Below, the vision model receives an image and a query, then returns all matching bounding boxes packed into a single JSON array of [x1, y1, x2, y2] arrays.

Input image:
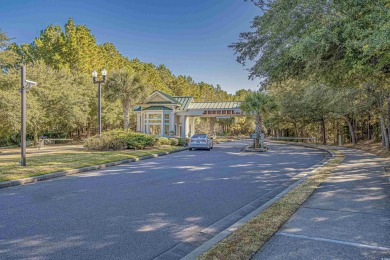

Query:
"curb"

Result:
[[0, 147, 188, 190], [182, 143, 335, 259], [241, 144, 268, 152]]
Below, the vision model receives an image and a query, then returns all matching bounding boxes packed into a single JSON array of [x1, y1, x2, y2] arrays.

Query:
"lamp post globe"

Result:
[[101, 68, 107, 81], [92, 70, 98, 82]]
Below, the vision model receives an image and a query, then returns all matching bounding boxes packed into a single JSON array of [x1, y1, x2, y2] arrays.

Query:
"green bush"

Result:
[[84, 130, 154, 151], [84, 135, 127, 151], [169, 138, 179, 146], [178, 138, 188, 146], [155, 137, 171, 146], [125, 133, 154, 149]]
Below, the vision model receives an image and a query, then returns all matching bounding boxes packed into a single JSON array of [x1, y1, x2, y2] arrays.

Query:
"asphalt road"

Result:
[[0, 141, 327, 259]]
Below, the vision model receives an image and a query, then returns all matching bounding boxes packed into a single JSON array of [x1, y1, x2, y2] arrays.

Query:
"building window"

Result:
[[144, 113, 163, 135], [149, 125, 161, 135], [147, 113, 162, 123]]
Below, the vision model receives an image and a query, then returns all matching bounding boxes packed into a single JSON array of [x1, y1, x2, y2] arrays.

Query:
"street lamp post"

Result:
[[20, 64, 37, 166], [92, 69, 107, 136], [21, 65, 26, 166]]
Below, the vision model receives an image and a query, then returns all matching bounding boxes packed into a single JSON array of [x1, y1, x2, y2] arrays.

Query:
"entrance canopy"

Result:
[[134, 90, 243, 116], [134, 91, 243, 137]]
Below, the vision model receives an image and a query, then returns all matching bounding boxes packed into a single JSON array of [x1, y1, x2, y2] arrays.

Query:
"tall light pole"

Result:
[[92, 68, 107, 136], [20, 64, 37, 166], [21, 64, 26, 166]]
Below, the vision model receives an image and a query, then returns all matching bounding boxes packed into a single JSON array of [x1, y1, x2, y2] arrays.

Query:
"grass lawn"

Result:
[[0, 146, 182, 182], [199, 149, 344, 260]]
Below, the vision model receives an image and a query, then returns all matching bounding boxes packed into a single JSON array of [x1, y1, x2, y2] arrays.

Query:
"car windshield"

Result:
[[192, 134, 207, 139]]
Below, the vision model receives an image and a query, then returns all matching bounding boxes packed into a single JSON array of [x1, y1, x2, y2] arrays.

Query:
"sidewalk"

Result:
[[253, 147, 390, 259]]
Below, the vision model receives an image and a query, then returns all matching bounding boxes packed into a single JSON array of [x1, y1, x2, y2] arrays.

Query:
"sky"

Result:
[[0, 0, 261, 94]]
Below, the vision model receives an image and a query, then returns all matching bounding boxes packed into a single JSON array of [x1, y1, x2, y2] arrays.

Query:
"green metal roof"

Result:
[[173, 96, 194, 110], [136, 91, 242, 112], [143, 106, 172, 111], [188, 101, 242, 110]]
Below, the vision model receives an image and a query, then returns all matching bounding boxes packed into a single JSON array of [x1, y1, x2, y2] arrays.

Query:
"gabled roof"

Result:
[[189, 101, 242, 110], [148, 90, 181, 104], [143, 106, 172, 111]]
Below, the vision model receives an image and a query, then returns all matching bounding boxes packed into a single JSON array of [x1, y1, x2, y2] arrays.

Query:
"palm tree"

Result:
[[241, 91, 277, 148], [105, 69, 147, 130]]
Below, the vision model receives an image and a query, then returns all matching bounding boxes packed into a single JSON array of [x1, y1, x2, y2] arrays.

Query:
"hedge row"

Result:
[[84, 130, 181, 151]]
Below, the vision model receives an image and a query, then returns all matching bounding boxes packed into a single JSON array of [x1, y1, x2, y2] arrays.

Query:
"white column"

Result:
[[181, 115, 186, 138], [161, 112, 165, 136], [169, 111, 175, 135], [191, 117, 196, 135], [136, 114, 141, 132], [140, 113, 144, 133], [144, 113, 149, 134], [185, 116, 190, 138]]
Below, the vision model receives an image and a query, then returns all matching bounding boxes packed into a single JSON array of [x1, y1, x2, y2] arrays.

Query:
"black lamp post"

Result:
[[92, 68, 107, 136]]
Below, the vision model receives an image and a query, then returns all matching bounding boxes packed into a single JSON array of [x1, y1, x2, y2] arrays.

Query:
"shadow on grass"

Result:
[[0, 146, 181, 182]]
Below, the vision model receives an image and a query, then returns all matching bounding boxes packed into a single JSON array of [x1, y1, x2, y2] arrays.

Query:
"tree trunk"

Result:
[[380, 113, 389, 150], [293, 122, 298, 137], [345, 115, 356, 145], [255, 114, 263, 148], [367, 114, 371, 140], [33, 127, 38, 146], [386, 99, 390, 147], [209, 118, 216, 136], [379, 96, 389, 149], [123, 102, 130, 130], [321, 118, 326, 144], [87, 122, 91, 137]]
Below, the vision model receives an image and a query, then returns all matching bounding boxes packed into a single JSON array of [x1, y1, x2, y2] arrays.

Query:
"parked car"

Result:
[[188, 134, 213, 151]]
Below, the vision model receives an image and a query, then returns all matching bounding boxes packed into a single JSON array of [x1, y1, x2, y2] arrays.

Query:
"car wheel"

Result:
[[189, 148, 192, 151]]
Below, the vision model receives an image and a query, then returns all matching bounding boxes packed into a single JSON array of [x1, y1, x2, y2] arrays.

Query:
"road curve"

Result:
[[0, 141, 327, 259]]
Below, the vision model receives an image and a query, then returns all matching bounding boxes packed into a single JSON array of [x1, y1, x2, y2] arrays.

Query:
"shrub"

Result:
[[155, 137, 171, 146], [125, 133, 154, 149], [178, 138, 188, 146], [83, 130, 155, 151], [169, 138, 179, 146], [84, 135, 127, 151]]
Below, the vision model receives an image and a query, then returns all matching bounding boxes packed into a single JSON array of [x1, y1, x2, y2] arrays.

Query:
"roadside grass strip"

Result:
[[199, 150, 344, 260], [0, 146, 182, 182]]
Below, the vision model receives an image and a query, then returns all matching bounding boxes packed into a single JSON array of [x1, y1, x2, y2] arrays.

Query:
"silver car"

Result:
[[188, 134, 213, 151]]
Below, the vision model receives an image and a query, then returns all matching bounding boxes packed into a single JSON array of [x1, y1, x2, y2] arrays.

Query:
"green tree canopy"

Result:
[[105, 69, 148, 129], [241, 91, 277, 146]]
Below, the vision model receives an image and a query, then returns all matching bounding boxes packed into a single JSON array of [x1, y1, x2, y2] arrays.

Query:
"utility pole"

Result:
[[21, 64, 26, 166], [20, 64, 37, 166]]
